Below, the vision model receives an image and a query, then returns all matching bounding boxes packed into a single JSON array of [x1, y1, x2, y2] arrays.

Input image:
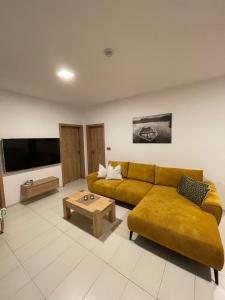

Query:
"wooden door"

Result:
[[86, 124, 105, 173], [59, 124, 85, 185], [0, 172, 5, 208]]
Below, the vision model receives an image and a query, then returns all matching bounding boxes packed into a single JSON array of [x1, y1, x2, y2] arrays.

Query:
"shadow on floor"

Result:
[[133, 235, 212, 282], [65, 211, 123, 242]]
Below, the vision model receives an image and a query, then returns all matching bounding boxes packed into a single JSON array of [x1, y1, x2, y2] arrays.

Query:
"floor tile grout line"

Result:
[[125, 243, 143, 276], [194, 275, 196, 300], [87, 233, 158, 296], [91, 250, 157, 299], [0, 258, 21, 282], [4, 184, 211, 300], [64, 228, 83, 242], [3, 216, 52, 247], [55, 220, 158, 298], [1, 183, 88, 298], [84, 244, 157, 299], [16, 230, 63, 261], [118, 247, 158, 298], [3, 235, 47, 300], [156, 260, 167, 300], [2, 224, 54, 253], [46, 251, 90, 299], [23, 237, 76, 279], [40, 247, 90, 299], [118, 278, 129, 300], [127, 278, 156, 299], [28, 206, 61, 223], [4, 204, 160, 300], [5, 192, 86, 299], [3, 213, 43, 230], [2, 218, 55, 251], [51, 213, 157, 298], [33, 204, 65, 218], [27, 195, 87, 234], [20, 198, 70, 240], [8, 203, 88, 298], [44, 230, 157, 300], [81, 263, 110, 299], [7, 227, 165, 297], [9, 280, 47, 300], [13, 227, 63, 263], [4, 186, 89, 263], [5, 206, 156, 300]]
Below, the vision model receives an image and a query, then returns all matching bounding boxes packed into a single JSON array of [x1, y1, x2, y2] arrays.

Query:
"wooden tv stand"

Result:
[[21, 176, 59, 200]]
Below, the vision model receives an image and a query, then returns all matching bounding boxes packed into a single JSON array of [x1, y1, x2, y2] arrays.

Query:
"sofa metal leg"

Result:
[[214, 269, 219, 285], [129, 231, 133, 241]]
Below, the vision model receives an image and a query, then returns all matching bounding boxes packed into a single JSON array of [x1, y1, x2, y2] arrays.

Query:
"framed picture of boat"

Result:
[[133, 113, 172, 143]]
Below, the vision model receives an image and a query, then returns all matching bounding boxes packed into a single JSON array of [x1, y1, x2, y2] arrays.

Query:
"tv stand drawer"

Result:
[[21, 177, 59, 200]]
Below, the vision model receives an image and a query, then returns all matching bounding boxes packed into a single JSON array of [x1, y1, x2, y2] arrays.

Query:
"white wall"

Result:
[[0, 90, 84, 206], [84, 77, 225, 207], [1, 77, 225, 207]]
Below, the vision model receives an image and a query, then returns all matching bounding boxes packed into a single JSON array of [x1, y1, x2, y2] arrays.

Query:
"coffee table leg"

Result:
[[108, 203, 116, 222], [93, 211, 101, 238], [63, 199, 71, 219]]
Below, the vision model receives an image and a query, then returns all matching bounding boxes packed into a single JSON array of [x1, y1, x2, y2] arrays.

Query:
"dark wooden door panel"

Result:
[[59, 124, 85, 185], [86, 124, 105, 174]]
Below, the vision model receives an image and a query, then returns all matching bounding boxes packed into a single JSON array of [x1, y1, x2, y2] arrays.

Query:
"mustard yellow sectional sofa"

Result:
[[87, 161, 224, 284]]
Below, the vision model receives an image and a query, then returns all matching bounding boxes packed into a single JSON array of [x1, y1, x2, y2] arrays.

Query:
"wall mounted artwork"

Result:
[[133, 113, 172, 143]]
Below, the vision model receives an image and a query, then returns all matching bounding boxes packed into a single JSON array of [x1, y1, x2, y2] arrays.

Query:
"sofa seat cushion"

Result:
[[93, 179, 123, 198], [128, 185, 224, 270], [114, 179, 153, 206], [127, 162, 155, 183]]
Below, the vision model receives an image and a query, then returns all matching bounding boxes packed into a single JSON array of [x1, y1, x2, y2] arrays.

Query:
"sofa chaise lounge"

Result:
[[87, 161, 224, 284]]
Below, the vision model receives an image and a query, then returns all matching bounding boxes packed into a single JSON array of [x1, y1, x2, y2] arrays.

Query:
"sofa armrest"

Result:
[[201, 181, 223, 225], [86, 172, 98, 192]]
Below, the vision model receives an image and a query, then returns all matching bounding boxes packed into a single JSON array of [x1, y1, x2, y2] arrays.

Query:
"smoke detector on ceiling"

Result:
[[104, 48, 114, 57]]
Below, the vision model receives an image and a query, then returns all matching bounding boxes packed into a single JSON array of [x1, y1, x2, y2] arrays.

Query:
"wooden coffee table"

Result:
[[63, 191, 116, 238]]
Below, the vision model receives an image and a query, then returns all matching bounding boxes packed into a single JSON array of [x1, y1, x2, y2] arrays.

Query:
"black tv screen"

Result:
[[2, 138, 60, 172]]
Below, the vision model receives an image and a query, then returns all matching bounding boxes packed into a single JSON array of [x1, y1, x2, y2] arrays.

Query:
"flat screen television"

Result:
[[2, 138, 60, 172]]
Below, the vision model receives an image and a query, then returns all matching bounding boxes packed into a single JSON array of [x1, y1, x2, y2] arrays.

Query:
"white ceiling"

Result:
[[0, 0, 225, 108]]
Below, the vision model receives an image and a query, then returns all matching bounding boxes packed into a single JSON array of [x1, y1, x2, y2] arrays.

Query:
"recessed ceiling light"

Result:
[[57, 68, 75, 81]]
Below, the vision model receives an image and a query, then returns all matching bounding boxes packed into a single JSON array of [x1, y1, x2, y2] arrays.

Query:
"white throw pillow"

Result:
[[97, 164, 107, 178], [106, 164, 123, 180]]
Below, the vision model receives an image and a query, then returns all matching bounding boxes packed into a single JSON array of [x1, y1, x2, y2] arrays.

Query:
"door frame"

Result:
[[0, 172, 5, 208], [86, 123, 105, 174], [59, 123, 85, 186]]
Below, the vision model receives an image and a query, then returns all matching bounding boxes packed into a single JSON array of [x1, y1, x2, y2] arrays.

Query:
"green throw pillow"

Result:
[[178, 175, 210, 206]]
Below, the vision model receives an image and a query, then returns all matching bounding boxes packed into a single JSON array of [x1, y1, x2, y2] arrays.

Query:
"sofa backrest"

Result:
[[107, 161, 203, 187], [127, 162, 155, 183], [154, 166, 203, 187], [108, 161, 129, 177]]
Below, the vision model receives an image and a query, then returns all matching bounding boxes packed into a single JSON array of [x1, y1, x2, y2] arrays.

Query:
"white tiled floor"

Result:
[[0, 179, 224, 300]]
